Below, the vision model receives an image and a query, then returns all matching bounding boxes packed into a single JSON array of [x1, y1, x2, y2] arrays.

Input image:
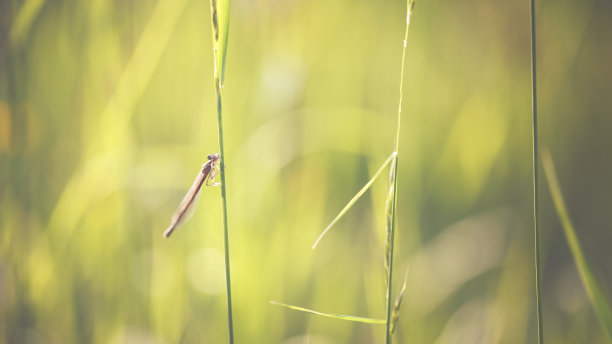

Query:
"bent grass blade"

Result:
[[163, 153, 220, 238], [270, 301, 385, 324], [312, 152, 397, 250]]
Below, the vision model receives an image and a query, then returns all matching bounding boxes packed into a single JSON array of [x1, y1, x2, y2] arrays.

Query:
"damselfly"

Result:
[[163, 153, 220, 238]]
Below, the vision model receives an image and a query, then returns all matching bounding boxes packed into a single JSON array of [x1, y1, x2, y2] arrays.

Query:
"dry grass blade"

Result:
[[541, 148, 612, 341], [270, 301, 385, 324], [312, 152, 397, 250]]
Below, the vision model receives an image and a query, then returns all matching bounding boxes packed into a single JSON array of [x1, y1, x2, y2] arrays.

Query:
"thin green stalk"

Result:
[[529, 0, 544, 342], [385, 156, 399, 344], [215, 86, 234, 344], [385, 1, 414, 342], [210, 0, 233, 341], [394, 5, 411, 154]]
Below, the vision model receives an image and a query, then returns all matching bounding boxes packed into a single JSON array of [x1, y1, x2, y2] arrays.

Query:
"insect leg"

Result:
[[206, 162, 221, 186]]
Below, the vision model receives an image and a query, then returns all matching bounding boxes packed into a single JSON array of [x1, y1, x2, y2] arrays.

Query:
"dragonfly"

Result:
[[163, 153, 221, 238]]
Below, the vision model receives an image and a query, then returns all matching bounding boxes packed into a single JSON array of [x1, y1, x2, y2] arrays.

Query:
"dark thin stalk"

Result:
[[215, 82, 234, 343], [529, 0, 544, 343]]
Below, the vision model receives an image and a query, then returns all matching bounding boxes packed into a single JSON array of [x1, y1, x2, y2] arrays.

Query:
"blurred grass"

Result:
[[1, 0, 611, 343], [541, 149, 612, 341]]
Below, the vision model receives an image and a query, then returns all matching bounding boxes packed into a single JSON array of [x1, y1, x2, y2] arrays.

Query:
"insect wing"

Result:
[[163, 162, 212, 237]]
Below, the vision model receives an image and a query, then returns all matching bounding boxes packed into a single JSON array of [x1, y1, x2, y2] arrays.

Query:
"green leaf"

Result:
[[541, 148, 612, 341], [312, 152, 397, 250], [270, 301, 385, 324]]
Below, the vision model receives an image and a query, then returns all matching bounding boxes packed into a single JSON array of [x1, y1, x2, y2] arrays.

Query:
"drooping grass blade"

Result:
[[312, 152, 397, 250], [270, 301, 385, 324]]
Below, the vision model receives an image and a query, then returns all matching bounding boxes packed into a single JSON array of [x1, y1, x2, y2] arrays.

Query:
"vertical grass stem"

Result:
[[385, 2, 414, 342], [385, 156, 399, 344], [529, 0, 544, 342], [215, 82, 234, 343]]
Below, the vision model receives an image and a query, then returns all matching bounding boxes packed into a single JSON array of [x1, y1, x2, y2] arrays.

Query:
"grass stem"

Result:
[[210, 0, 234, 341], [385, 2, 415, 342], [529, 0, 544, 343], [385, 156, 399, 344], [215, 85, 235, 343]]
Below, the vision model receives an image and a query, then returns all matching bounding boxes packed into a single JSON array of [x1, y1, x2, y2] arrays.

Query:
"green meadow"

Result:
[[1, 0, 611, 343]]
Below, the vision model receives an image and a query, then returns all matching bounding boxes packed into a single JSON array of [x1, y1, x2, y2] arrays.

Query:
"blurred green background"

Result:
[[1, 0, 611, 343]]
